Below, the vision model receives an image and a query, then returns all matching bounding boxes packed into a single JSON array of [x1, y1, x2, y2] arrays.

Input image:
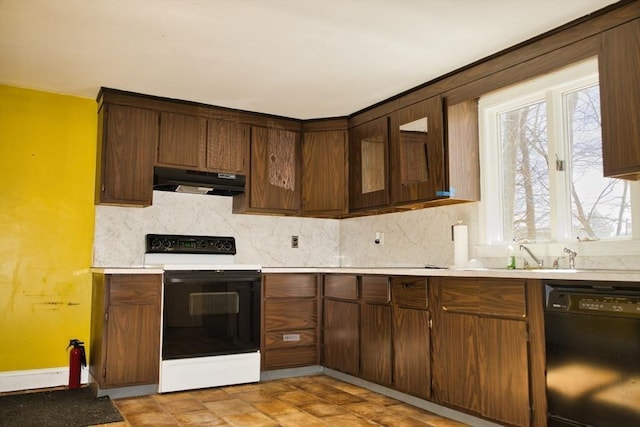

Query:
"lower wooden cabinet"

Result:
[[89, 273, 162, 389], [360, 276, 392, 386], [431, 277, 531, 427], [323, 275, 360, 376], [391, 277, 431, 400], [261, 274, 319, 370]]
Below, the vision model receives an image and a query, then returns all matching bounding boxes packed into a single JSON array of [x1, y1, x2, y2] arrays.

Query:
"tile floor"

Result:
[[96, 374, 469, 426]]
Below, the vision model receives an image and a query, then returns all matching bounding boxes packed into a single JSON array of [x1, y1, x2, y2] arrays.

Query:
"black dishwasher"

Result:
[[545, 282, 640, 427]]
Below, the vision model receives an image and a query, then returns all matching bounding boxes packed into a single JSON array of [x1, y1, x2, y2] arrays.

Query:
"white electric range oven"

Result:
[[144, 234, 261, 393]]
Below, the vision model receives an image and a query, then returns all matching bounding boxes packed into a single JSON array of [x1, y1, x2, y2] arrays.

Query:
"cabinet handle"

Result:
[[424, 143, 430, 177]]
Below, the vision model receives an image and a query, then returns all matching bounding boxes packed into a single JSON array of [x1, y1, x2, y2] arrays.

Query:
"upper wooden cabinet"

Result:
[[157, 112, 206, 169], [389, 96, 445, 205], [157, 113, 248, 175], [96, 101, 158, 207], [301, 119, 349, 217], [349, 117, 389, 211], [233, 126, 302, 214], [599, 18, 640, 180], [206, 119, 249, 174]]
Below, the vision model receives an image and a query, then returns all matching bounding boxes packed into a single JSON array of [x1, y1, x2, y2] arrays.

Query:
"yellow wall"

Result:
[[0, 85, 96, 371]]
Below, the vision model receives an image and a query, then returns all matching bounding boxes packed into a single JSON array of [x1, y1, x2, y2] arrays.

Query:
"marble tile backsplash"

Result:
[[94, 192, 638, 270], [93, 191, 341, 267]]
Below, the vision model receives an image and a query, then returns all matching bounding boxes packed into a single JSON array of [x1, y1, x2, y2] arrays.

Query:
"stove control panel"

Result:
[[146, 234, 236, 255]]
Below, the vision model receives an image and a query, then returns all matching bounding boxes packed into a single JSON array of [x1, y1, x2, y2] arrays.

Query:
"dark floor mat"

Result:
[[0, 386, 123, 427]]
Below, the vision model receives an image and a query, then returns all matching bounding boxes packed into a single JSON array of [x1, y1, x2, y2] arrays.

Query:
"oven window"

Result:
[[162, 271, 261, 360]]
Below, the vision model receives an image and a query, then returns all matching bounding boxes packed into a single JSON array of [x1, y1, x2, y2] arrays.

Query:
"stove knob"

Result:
[[197, 240, 207, 249], [162, 239, 172, 249], [150, 239, 162, 250]]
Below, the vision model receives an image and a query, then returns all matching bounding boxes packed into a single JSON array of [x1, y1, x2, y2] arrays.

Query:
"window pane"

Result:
[[500, 101, 550, 242], [565, 85, 632, 239]]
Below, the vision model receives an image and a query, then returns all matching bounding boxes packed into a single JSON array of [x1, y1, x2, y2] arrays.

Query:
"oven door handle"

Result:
[[164, 270, 261, 284]]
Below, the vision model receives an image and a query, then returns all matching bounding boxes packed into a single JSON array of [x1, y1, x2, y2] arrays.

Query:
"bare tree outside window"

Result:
[[497, 84, 630, 242]]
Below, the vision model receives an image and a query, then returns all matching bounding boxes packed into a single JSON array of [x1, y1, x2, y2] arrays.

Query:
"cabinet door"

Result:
[[349, 117, 389, 211], [393, 307, 430, 399], [432, 311, 481, 413], [104, 303, 160, 386], [101, 274, 161, 388], [157, 112, 206, 169], [302, 129, 348, 216], [599, 18, 640, 179], [479, 317, 530, 427], [390, 96, 445, 205], [323, 299, 359, 376], [207, 119, 248, 174], [241, 126, 301, 213], [360, 303, 392, 385], [97, 104, 158, 206]]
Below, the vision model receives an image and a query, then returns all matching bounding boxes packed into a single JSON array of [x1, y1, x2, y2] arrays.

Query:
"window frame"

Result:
[[478, 58, 639, 250]]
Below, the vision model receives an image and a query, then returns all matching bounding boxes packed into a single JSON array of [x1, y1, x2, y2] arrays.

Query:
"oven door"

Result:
[[159, 269, 261, 393], [162, 269, 261, 360]]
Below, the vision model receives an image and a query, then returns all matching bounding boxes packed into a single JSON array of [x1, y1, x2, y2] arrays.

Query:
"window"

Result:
[[479, 58, 636, 245]]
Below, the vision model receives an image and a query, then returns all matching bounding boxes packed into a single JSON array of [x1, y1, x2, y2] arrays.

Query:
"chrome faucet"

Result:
[[519, 244, 544, 268], [563, 247, 577, 269]]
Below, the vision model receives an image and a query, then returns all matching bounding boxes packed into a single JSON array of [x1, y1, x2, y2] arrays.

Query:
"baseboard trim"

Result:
[[0, 367, 89, 393]]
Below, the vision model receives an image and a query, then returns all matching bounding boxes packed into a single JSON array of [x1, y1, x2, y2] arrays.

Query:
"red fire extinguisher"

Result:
[[67, 339, 86, 389]]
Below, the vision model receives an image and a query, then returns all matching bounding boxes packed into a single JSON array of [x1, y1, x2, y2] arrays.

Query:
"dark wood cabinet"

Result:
[[389, 96, 445, 206], [599, 18, 640, 180], [360, 276, 392, 386], [322, 275, 359, 376], [206, 119, 249, 174], [89, 274, 162, 390], [96, 102, 158, 206], [349, 117, 389, 211], [431, 277, 530, 427], [157, 112, 206, 169], [261, 274, 319, 371], [234, 126, 301, 214], [301, 119, 349, 217], [391, 277, 430, 400]]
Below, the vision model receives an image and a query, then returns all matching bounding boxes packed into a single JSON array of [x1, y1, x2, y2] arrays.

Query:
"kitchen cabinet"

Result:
[[441, 98, 481, 203], [389, 96, 445, 206], [89, 274, 162, 390], [157, 113, 248, 175], [301, 119, 349, 217], [95, 100, 158, 207], [261, 274, 319, 370], [360, 276, 392, 386], [157, 111, 206, 169], [431, 277, 530, 427], [323, 275, 359, 376], [233, 126, 302, 214], [599, 18, 640, 180], [349, 117, 389, 211], [391, 277, 430, 400]]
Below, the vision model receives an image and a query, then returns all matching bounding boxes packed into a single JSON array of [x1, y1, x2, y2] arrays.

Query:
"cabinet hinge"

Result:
[[429, 318, 433, 329], [105, 312, 109, 323], [102, 368, 106, 378]]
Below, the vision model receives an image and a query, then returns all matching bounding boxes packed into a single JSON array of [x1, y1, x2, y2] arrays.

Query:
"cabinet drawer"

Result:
[[108, 275, 161, 305], [392, 277, 428, 309], [263, 274, 317, 298], [324, 275, 358, 300], [478, 279, 526, 318], [440, 278, 526, 318], [264, 299, 317, 331], [263, 346, 318, 370], [361, 276, 390, 304], [264, 330, 317, 348]]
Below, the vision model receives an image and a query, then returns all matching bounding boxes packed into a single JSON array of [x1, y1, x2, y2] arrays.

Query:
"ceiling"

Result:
[[0, 0, 617, 119]]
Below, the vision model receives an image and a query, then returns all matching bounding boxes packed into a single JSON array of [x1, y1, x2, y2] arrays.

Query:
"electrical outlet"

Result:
[[291, 235, 299, 248]]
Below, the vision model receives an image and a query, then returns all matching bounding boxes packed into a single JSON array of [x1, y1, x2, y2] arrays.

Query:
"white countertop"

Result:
[[92, 266, 640, 282]]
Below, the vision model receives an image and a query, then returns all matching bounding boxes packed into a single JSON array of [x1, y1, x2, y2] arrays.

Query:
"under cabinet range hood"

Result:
[[153, 166, 245, 196]]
